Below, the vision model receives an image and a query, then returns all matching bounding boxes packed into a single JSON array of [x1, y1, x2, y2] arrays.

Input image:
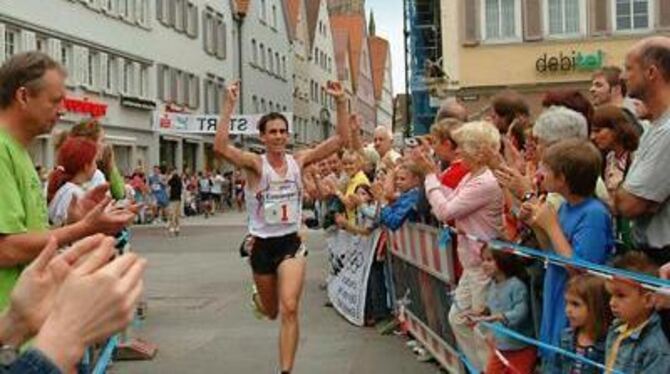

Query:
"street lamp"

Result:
[[319, 107, 331, 140]]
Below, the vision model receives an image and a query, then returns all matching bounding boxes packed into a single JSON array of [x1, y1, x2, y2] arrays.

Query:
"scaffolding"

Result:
[[404, 0, 442, 135]]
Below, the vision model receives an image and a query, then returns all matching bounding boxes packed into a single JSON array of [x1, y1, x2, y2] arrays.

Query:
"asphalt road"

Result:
[[111, 214, 441, 374]]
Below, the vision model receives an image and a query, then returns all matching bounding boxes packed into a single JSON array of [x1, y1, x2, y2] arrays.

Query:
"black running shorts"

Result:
[[250, 233, 307, 275]]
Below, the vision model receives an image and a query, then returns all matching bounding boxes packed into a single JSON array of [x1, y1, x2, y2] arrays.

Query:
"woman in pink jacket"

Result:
[[414, 120, 504, 371]]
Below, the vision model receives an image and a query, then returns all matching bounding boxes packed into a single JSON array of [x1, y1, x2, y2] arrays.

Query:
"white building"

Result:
[[0, 0, 234, 174], [305, 0, 338, 143], [234, 0, 293, 133], [284, 0, 311, 147]]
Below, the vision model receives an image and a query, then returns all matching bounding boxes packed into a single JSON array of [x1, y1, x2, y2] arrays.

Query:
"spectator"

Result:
[[234, 170, 245, 212], [521, 139, 614, 367], [0, 52, 134, 309], [590, 66, 627, 107], [149, 165, 168, 222], [47, 137, 98, 227], [605, 252, 670, 373], [167, 169, 182, 236], [373, 126, 401, 175], [615, 36, 670, 266], [554, 275, 610, 374], [542, 90, 595, 130], [435, 97, 468, 123], [375, 163, 422, 231], [416, 121, 504, 371], [478, 247, 536, 374], [211, 170, 224, 213], [429, 118, 467, 188], [0, 235, 146, 373]]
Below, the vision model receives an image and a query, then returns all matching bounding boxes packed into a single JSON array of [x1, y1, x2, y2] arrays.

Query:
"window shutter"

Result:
[[590, 0, 609, 35], [157, 65, 165, 100], [47, 38, 61, 62], [523, 0, 543, 41], [117, 57, 126, 94], [100, 53, 109, 92], [20, 30, 37, 51], [191, 5, 199, 37], [0, 24, 6, 65], [132, 62, 141, 96], [216, 20, 226, 59], [462, 0, 479, 45], [156, 0, 164, 23], [659, 0, 670, 29], [194, 77, 200, 109]]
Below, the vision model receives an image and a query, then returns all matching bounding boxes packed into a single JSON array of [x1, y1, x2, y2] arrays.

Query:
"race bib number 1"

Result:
[[264, 201, 297, 224]]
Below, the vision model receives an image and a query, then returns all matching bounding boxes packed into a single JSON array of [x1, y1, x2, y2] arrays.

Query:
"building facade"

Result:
[[238, 0, 293, 131], [285, 0, 311, 146], [306, 0, 339, 143], [369, 34, 393, 130], [1, 0, 235, 174], [441, 0, 670, 116]]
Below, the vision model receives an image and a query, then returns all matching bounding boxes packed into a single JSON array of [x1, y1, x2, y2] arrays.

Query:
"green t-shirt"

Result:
[[0, 128, 48, 310]]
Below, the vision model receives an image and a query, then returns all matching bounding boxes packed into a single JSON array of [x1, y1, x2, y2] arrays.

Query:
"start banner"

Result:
[[154, 112, 293, 135], [326, 229, 382, 326]]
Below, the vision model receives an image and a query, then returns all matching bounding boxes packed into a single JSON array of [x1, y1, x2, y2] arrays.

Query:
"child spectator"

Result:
[[554, 275, 610, 374], [374, 163, 422, 231], [604, 252, 670, 373], [339, 150, 370, 225], [521, 139, 614, 368], [477, 246, 536, 374], [335, 184, 378, 236], [47, 137, 98, 227], [416, 120, 504, 371]]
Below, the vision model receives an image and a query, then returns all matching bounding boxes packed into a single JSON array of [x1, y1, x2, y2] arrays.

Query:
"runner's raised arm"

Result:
[[213, 82, 261, 175], [295, 80, 349, 168]]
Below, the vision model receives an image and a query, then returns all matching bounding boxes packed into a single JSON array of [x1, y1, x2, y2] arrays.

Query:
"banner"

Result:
[[326, 229, 382, 326], [154, 112, 293, 135]]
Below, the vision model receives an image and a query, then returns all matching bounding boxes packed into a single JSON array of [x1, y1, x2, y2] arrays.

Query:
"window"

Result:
[[545, 0, 584, 35], [186, 3, 198, 37], [272, 5, 277, 28], [140, 65, 149, 97], [187, 74, 199, 108], [261, 98, 266, 113], [269, 100, 274, 112], [35, 37, 47, 53], [103, 0, 115, 13], [107, 56, 116, 92], [123, 60, 132, 94], [252, 39, 258, 64], [268, 48, 273, 73], [216, 19, 226, 59], [275, 52, 279, 75], [60, 43, 72, 71], [261, 0, 267, 22], [614, 0, 652, 31], [253, 95, 259, 113], [4, 29, 17, 59], [282, 56, 286, 78], [87, 52, 98, 88], [482, 0, 521, 41], [175, 0, 185, 31], [260, 43, 266, 68]]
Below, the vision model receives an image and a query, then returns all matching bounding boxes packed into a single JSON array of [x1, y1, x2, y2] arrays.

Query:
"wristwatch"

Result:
[[0, 344, 18, 367]]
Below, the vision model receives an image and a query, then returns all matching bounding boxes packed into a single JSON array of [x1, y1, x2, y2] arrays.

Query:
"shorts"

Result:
[[200, 192, 210, 201], [250, 233, 307, 275]]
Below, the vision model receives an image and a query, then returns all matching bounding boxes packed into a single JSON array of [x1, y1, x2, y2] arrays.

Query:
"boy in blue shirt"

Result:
[[521, 139, 614, 370]]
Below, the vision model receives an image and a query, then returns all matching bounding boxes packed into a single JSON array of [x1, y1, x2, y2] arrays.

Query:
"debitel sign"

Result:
[[536, 50, 605, 73]]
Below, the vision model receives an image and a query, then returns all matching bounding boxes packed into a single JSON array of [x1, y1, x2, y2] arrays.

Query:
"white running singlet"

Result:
[[245, 154, 303, 238]]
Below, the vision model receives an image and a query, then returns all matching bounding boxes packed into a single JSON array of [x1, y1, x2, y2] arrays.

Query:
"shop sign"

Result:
[[536, 50, 604, 73], [155, 112, 294, 135], [63, 97, 107, 117]]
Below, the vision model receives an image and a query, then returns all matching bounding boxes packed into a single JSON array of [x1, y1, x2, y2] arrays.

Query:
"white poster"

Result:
[[327, 229, 382, 326], [154, 112, 293, 135]]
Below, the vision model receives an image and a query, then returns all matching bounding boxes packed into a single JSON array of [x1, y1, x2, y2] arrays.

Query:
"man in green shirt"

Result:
[[0, 52, 136, 309]]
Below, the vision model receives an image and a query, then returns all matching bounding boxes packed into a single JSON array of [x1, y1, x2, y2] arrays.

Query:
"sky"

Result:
[[365, 0, 405, 94]]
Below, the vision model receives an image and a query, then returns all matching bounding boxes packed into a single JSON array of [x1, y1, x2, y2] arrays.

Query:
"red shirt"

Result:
[[439, 160, 469, 188]]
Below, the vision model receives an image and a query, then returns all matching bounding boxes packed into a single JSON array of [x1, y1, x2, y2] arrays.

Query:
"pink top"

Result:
[[424, 169, 503, 268]]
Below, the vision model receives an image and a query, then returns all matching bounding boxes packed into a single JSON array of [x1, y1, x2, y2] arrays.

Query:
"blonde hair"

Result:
[[430, 118, 462, 143], [451, 121, 500, 165]]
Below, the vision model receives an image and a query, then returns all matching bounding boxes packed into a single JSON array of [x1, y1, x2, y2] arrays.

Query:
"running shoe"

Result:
[[250, 285, 266, 320]]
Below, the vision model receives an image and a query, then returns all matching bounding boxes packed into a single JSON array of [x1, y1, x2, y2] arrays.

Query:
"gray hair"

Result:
[[533, 106, 588, 144], [373, 125, 392, 139]]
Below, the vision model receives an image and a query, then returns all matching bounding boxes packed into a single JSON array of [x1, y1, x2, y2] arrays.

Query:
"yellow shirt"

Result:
[[344, 171, 370, 225]]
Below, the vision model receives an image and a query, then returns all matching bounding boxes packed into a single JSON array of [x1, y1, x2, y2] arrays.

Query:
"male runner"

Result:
[[213, 81, 348, 373]]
